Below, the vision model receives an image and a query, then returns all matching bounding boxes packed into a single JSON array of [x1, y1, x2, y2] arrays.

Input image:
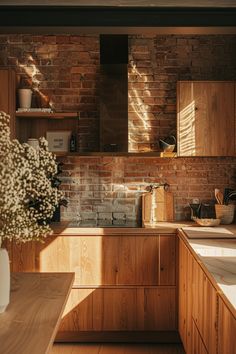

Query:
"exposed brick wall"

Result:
[[128, 35, 236, 152], [1, 34, 236, 221], [1, 34, 236, 153], [58, 156, 236, 221], [0, 34, 100, 151]]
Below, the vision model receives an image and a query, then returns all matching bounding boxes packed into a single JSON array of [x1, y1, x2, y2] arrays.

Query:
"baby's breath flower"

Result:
[[0, 111, 65, 243]]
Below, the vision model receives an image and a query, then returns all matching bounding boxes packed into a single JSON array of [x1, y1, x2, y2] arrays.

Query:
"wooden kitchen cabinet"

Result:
[[191, 319, 208, 354], [178, 237, 188, 349], [12, 234, 175, 287], [178, 236, 217, 354], [0, 69, 16, 138], [59, 287, 176, 333], [218, 297, 236, 354], [9, 232, 177, 340], [191, 255, 217, 354], [177, 81, 235, 156]]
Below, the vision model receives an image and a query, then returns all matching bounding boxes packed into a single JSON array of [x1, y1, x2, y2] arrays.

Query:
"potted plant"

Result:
[[0, 111, 65, 312]]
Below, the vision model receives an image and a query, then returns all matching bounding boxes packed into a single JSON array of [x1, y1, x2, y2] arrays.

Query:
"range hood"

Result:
[[99, 34, 128, 152]]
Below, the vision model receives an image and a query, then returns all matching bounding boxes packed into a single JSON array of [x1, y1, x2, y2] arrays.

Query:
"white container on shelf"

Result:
[[18, 88, 32, 109], [27, 138, 39, 150]]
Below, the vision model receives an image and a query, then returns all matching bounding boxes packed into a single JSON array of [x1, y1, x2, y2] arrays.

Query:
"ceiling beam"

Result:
[[0, 6, 236, 27]]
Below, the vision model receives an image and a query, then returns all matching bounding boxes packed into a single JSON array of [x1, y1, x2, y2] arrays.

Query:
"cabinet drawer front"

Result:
[[59, 288, 137, 331], [59, 287, 176, 332], [39, 236, 161, 286]]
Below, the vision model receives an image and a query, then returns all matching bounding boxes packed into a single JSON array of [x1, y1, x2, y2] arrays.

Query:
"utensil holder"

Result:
[[215, 204, 235, 224]]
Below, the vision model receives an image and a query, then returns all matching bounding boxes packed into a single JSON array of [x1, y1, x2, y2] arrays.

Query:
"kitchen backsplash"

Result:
[[58, 156, 236, 221]]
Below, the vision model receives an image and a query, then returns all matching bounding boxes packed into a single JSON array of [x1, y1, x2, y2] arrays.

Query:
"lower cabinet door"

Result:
[[137, 288, 176, 331], [191, 257, 217, 354], [218, 298, 236, 354], [191, 319, 208, 354], [59, 287, 176, 332]]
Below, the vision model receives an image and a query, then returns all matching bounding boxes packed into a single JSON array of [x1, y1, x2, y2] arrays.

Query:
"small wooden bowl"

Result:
[[195, 218, 221, 227]]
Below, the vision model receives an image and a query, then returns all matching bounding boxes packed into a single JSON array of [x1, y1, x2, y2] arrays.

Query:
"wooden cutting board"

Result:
[[182, 226, 236, 239], [142, 187, 174, 223]]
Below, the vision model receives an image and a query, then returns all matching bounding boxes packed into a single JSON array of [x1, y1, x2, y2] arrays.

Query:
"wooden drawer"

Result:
[[59, 287, 176, 332], [37, 235, 175, 286]]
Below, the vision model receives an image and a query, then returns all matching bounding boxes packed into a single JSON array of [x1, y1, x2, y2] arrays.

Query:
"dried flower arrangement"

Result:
[[0, 111, 65, 244]]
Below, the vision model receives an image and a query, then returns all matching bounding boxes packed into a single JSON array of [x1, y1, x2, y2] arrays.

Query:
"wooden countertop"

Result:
[[51, 221, 193, 235], [0, 272, 74, 354]]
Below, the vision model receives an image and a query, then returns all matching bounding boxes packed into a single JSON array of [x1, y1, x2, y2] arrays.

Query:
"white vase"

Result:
[[18, 88, 32, 109], [0, 248, 10, 313]]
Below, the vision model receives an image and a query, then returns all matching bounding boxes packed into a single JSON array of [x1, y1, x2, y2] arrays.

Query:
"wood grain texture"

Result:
[[51, 221, 194, 235], [159, 235, 176, 285], [10, 230, 177, 338], [178, 81, 235, 156], [218, 297, 236, 354], [142, 189, 174, 223], [0, 69, 16, 138], [59, 287, 176, 333], [137, 288, 176, 331], [0, 272, 74, 354], [191, 257, 217, 354], [17, 116, 79, 145], [178, 238, 188, 351], [38, 234, 175, 287], [191, 320, 208, 354], [51, 343, 185, 354], [55, 330, 181, 343]]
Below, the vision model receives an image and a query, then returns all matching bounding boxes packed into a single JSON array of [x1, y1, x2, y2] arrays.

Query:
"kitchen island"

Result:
[[0, 272, 74, 354]]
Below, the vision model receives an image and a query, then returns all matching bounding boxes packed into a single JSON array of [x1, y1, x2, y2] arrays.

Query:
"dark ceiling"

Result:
[[1, 0, 236, 7], [0, 6, 236, 28]]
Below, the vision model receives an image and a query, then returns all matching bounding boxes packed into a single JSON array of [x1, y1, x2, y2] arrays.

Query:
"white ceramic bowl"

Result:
[[195, 218, 221, 227]]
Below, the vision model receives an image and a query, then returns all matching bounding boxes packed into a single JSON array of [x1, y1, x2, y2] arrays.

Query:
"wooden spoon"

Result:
[[215, 188, 224, 204]]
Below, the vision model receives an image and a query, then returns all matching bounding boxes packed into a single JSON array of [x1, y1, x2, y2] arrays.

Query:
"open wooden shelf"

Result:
[[55, 151, 177, 157], [16, 111, 78, 119]]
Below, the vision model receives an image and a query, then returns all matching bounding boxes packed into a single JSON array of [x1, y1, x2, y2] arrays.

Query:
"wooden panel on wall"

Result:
[[218, 298, 236, 354], [16, 117, 79, 144], [0, 69, 16, 138], [159, 235, 176, 285]]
